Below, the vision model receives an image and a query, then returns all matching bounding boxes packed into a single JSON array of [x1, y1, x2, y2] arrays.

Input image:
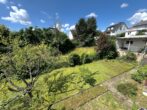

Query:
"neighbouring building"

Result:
[[116, 20, 147, 52], [105, 22, 128, 36]]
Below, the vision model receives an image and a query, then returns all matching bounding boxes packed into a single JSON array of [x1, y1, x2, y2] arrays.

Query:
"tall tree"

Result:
[[74, 17, 97, 47], [87, 17, 97, 36]]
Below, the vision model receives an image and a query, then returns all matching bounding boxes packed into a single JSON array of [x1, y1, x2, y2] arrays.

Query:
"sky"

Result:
[[0, 0, 147, 33]]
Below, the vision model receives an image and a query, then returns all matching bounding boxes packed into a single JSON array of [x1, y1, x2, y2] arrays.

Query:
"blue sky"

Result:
[[0, 0, 147, 32]]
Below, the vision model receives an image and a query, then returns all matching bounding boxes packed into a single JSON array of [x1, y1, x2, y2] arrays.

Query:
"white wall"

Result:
[[125, 31, 138, 37], [123, 39, 146, 52]]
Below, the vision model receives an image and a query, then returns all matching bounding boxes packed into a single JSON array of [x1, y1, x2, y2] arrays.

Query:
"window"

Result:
[[126, 41, 133, 44], [128, 32, 131, 35], [126, 41, 129, 44], [130, 41, 133, 44]]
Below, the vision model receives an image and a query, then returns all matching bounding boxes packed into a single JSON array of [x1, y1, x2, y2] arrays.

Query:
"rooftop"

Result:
[[133, 20, 147, 28]]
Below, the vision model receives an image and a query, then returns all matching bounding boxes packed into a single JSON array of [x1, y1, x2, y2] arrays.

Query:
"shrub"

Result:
[[69, 54, 81, 66], [116, 33, 125, 37], [59, 39, 75, 54], [96, 33, 118, 59], [80, 68, 96, 86], [132, 73, 144, 83], [122, 52, 136, 61], [117, 83, 138, 97], [132, 66, 147, 83], [81, 53, 93, 64]]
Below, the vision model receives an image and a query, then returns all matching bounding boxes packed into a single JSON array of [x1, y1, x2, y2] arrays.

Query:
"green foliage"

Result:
[[69, 54, 81, 66], [0, 25, 10, 44], [116, 33, 125, 37], [80, 68, 96, 86], [81, 53, 93, 64], [0, 44, 58, 79], [47, 72, 72, 94], [136, 29, 147, 35], [96, 33, 118, 59], [74, 17, 97, 47], [58, 39, 75, 54], [0, 25, 11, 53], [121, 52, 137, 61], [117, 83, 138, 97], [132, 65, 147, 83]]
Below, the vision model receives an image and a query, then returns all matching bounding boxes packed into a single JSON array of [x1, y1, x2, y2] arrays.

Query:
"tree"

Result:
[[42, 72, 74, 110], [87, 17, 97, 36], [74, 17, 97, 47], [75, 18, 87, 46], [51, 31, 75, 54], [0, 25, 10, 43], [0, 25, 12, 53], [96, 33, 118, 59], [42, 28, 55, 44], [0, 53, 43, 98]]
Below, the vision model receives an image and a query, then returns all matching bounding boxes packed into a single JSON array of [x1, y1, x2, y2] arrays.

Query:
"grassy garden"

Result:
[[0, 21, 143, 110], [0, 53, 135, 109], [78, 92, 126, 110]]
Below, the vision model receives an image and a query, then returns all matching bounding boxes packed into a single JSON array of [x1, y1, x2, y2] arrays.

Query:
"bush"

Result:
[[132, 73, 144, 83], [122, 52, 136, 61], [117, 83, 138, 97], [69, 54, 81, 66], [132, 66, 147, 83], [116, 33, 125, 37], [81, 54, 93, 64], [59, 39, 75, 54], [96, 33, 118, 59]]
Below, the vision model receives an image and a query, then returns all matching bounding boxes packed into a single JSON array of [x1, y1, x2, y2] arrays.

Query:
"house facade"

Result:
[[116, 20, 147, 52], [105, 22, 128, 36]]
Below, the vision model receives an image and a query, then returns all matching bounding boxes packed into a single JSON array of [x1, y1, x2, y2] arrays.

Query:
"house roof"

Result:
[[133, 20, 147, 28], [105, 22, 128, 32]]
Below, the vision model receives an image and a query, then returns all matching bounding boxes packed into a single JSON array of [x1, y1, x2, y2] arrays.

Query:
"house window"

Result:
[[126, 41, 129, 44], [126, 41, 133, 44], [128, 32, 131, 35]]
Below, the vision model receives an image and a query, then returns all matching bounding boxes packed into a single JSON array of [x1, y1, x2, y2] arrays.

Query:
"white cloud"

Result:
[[0, 0, 7, 4], [110, 22, 115, 26], [69, 25, 75, 30], [61, 23, 70, 32], [62, 23, 70, 28], [128, 9, 147, 24], [1, 6, 32, 25], [86, 12, 97, 18], [61, 24, 76, 33], [40, 19, 45, 23], [120, 3, 128, 8]]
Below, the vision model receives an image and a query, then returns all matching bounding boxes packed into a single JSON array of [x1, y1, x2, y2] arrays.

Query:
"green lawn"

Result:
[[0, 60, 135, 109], [53, 85, 108, 110], [78, 91, 127, 110], [69, 47, 96, 56]]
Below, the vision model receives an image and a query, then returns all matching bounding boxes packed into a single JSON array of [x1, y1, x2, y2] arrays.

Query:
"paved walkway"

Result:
[[78, 67, 138, 110], [102, 67, 138, 110]]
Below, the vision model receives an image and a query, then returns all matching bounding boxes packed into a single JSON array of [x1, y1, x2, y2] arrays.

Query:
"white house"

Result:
[[105, 22, 128, 36], [116, 20, 147, 52]]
